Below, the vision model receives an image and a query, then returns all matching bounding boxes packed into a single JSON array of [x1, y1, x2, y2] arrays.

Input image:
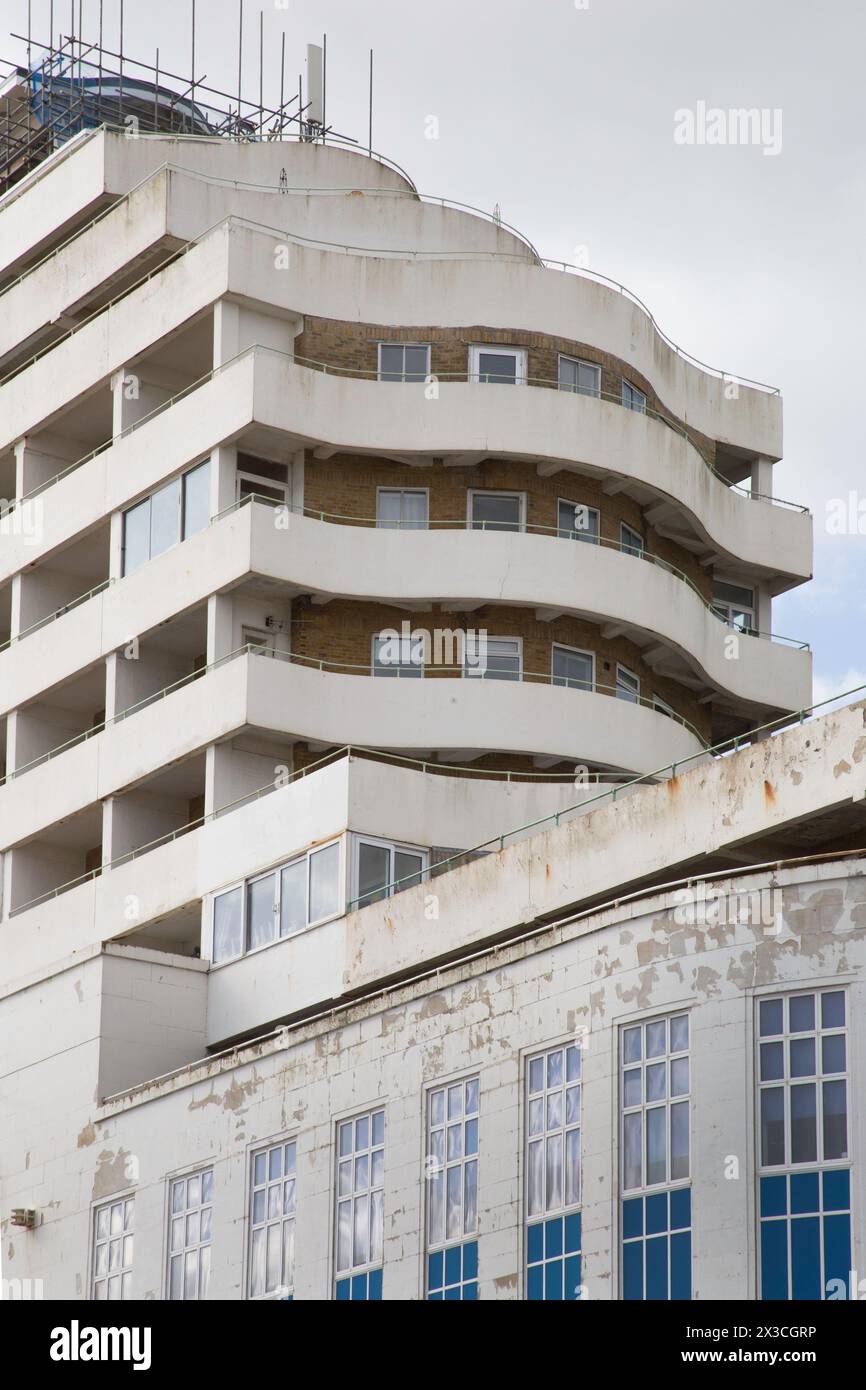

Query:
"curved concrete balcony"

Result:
[[0, 499, 811, 722], [0, 348, 810, 593], [1, 146, 780, 454], [0, 645, 704, 851]]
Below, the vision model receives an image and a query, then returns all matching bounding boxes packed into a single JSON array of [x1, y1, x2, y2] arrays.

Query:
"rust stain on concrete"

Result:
[[77, 1121, 97, 1148]]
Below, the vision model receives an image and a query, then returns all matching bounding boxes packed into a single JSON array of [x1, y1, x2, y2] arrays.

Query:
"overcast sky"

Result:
[[5, 0, 865, 706]]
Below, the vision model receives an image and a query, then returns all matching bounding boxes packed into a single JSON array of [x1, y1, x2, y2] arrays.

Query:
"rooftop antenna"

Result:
[[237, 0, 243, 136], [306, 42, 323, 139], [258, 9, 263, 138], [368, 49, 373, 156], [191, 1, 196, 128]]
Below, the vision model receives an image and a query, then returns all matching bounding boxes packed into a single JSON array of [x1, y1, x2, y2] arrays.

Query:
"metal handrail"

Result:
[[0, 578, 113, 654], [2, 343, 805, 518], [11, 677, 866, 921], [215, 492, 810, 649], [0, 640, 710, 790]]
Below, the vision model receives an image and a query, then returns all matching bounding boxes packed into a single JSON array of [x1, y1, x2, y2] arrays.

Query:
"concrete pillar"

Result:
[[13, 436, 74, 500], [111, 367, 172, 438], [210, 444, 238, 520], [213, 300, 241, 369], [751, 456, 774, 501]]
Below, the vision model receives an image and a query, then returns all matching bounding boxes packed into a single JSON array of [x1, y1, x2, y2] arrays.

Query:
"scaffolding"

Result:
[[0, 12, 352, 197]]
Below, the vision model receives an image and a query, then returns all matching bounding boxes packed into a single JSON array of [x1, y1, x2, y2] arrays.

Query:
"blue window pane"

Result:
[[623, 1240, 643, 1300], [670, 1187, 691, 1231], [444, 1245, 461, 1288], [545, 1217, 563, 1258], [564, 1255, 582, 1300], [527, 1222, 544, 1263], [428, 1251, 444, 1292], [790, 1171, 819, 1215], [791, 1217, 821, 1301], [822, 1034, 846, 1074], [760, 1220, 788, 1300], [821, 991, 845, 1029], [336, 1278, 350, 1301], [527, 1265, 544, 1301], [463, 1241, 478, 1280], [822, 1169, 850, 1212], [351, 1273, 367, 1301], [444, 1285, 460, 1301], [545, 1259, 563, 1301], [789, 994, 815, 1034], [760, 1175, 787, 1218], [463, 1281, 478, 1300], [564, 1211, 581, 1254], [429, 1291, 443, 1300], [759, 997, 783, 1037], [646, 1235, 669, 1300], [823, 1215, 852, 1298], [369, 1268, 383, 1301], [623, 1197, 643, 1239], [671, 1231, 691, 1300], [646, 1192, 668, 1236]]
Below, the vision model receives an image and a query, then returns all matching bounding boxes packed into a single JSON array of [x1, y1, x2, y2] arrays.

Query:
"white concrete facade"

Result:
[[2, 130, 844, 1306]]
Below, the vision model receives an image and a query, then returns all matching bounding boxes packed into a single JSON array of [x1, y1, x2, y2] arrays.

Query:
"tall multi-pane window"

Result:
[[122, 459, 210, 575], [757, 990, 851, 1300], [525, 1043, 582, 1300], [211, 838, 342, 964], [622, 380, 647, 413], [249, 1140, 296, 1300], [91, 1196, 134, 1300], [426, 1076, 480, 1299], [167, 1168, 213, 1300], [335, 1109, 385, 1300], [616, 664, 640, 703], [620, 1013, 692, 1300]]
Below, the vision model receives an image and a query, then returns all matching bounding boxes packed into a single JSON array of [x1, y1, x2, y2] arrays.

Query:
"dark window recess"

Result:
[[236, 454, 289, 484]]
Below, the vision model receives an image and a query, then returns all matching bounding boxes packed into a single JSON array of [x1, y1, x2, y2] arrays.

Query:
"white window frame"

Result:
[[166, 1166, 214, 1301], [243, 625, 276, 655], [525, 1041, 582, 1221], [352, 833, 429, 906], [622, 380, 647, 413], [467, 489, 527, 531], [209, 838, 344, 965], [247, 1136, 297, 1301], [468, 344, 527, 385], [426, 1074, 480, 1256], [121, 458, 211, 576], [551, 643, 595, 691], [653, 694, 676, 719], [620, 522, 644, 557], [377, 342, 431, 383], [462, 634, 523, 680], [558, 354, 601, 398], [621, 1013, 691, 1193], [91, 1194, 135, 1301], [616, 664, 640, 703], [372, 631, 426, 677], [334, 1108, 386, 1284], [375, 486, 429, 530], [756, 988, 849, 1172], [557, 497, 600, 543]]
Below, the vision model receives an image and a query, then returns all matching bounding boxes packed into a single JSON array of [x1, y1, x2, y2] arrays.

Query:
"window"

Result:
[[525, 1043, 582, 1301], [463, 635, 521, 681], [758, 990, 851, 1300], [372, 631, 425, 677], [236, 453, 289, 506], [426, 1077, 479, 1300], [168, 1169, 213, 1301], [122, 460, 211, 575], [469, 344, 527, 385], [335, 1110, 385, 1300], [376, 488, 428, 530], [378, 343, 430, 383], [468, 489, 524, 533], [558, 355, 600, 398], [622, 380, 646, 413], [620, 523, 644, 558], [243, 626, 275, 655], [712, 580, 756, 634], [211, 840, 342, 963], [557, 498, 599, 543], [621, 1013, 691, 1300], [616, 665, 640, 703], [249, 1140, 296, 1300], [653, 694, 676, 720], [552, 644, 594, 692], [92, 1196, 134, 1300], [354, 835, 427, 908], [758, 991, 847, 1169]]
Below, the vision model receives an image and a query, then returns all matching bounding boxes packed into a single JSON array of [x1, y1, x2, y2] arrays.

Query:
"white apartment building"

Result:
[[2, 96, 862, 1305]]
